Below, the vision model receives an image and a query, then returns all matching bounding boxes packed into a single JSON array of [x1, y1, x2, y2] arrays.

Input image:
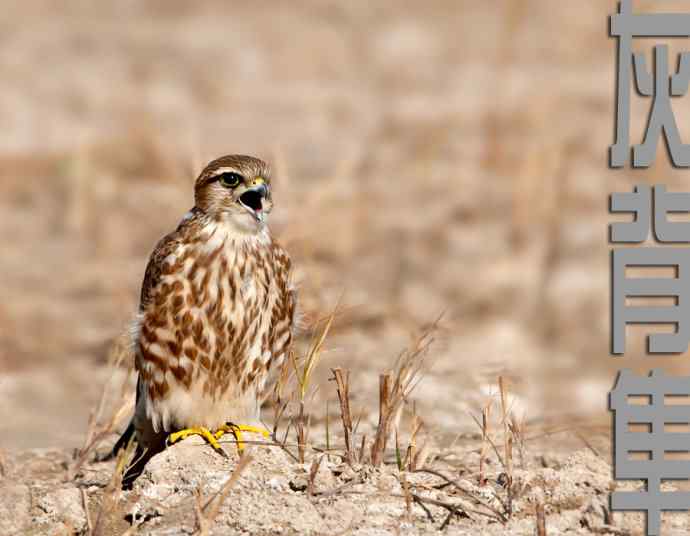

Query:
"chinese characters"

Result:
[[611, 0, 690, 168], [611, 185, 690, 354]]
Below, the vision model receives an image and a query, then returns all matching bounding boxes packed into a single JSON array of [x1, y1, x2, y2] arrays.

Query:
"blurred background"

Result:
[[1, 0, 687, 452]]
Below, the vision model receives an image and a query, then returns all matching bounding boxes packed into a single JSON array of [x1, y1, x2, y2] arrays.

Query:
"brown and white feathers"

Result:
[[113, 155, 295, 484]]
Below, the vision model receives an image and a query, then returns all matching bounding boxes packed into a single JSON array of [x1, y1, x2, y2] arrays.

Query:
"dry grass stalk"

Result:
[[271, 398, 290, 441], [509, 413, 527, 469], [194, 454, 253, 535], [295, 401, 310, 464], [371, 373, 392, 467], [411, 493, 434, 523], [479, 405, 491, 486], [498, 377, 511, 473], [81, 488, 92, 535], [400, 471, 412, 521], [575, 429, 601, 459], [413, 441, 431, 471], [91, 440, 134, 536], [290, 303, 337, 463], [471, 409, 506, 472], [69, 338, 134, 480], [471, 378, 522, 518], [70, 392, 133, 481], [413, 468, 508, 524], [370, 325, 435, 467], [395, 492, 471, 530], [358, 434, 367, 464], [307, 454, 323, 496], [395, 428, 404, 471], [193, 489, 206, 536], [271, 357, 292, 436], [325, 400, 331, 453], [535, 502, 547, 536], [498, 376, 514, 515], [331, 367, 354, 465], [294, 305, 335, 402], [405, 413, 423, 471]]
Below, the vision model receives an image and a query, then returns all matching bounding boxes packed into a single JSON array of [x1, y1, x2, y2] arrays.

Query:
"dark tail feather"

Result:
[[122, 438, 165, 490], [102, 378, 166, 488], [122, 444, 147, 490], [99, 419, 136, 462], [103, 419, 166, 489]]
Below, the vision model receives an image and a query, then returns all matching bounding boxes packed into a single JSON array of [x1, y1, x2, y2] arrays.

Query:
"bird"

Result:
[[109, 154, 296, 487]]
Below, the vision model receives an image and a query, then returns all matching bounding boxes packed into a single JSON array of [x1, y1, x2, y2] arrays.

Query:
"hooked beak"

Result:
[[238, 181, 269, 223]]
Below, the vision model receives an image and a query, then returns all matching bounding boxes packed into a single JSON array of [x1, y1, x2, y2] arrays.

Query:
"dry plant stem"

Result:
[[290, 303, 338, 464], [370, 324, 436, 467], [331, 367, 354, 465], [371, 373, 392, 467], [270, 356, 291, 443], [470, 412, 506, 471], [498, 377, 512, 477], [413, 442, 431, 471], [509, 414, 526, 469], [325, 400, 331, 453], [194, 489, 209, 536], [406, 413, 422, 471], [352, 407, 365, 438], [294, 303, 337, 402], [92, 441, 133, 536], [296, 400, 309, 464], [70, 344, 133, 480], [358, 434, 367, 464], [307, 455, 323, 496], [479, 405, 490, 485], [81, 488, 92, 535], [498, 376, 515, 516], [70, 395, 133, 480], [392, 493, 470, 530], [413, 494, 435, 522], [395, 428, 403, 470], [271, 414, 299, 464], [536, 502, 547, 536], [413, 468, 508, 523], [401, 472, 412, 521], [271, 398, 289, 438], [195, 454, 253, 535], [311, 476, 362, 498], [310, 445, 348, 462], [575, 429, 601, 459]]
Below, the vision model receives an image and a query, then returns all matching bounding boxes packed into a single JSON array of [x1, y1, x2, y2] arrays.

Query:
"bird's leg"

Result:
[[166, 427, 228, 458], [214, 422, 270, 452]]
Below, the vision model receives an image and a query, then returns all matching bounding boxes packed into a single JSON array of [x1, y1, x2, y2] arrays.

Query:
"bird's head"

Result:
[[194, 155, 273, 230]]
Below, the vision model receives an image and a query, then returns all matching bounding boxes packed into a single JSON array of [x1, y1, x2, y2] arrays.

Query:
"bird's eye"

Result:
[[218, 172, 243, 188]]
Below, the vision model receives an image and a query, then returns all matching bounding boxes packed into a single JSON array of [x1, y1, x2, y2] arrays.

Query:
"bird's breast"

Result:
[[137, 232, 278, 431]]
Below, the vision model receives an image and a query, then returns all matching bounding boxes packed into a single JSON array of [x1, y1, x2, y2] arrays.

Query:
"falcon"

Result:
[[110, 155, 296, 486]]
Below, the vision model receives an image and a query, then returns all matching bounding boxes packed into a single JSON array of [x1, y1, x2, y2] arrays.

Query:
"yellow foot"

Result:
[[214, 423, 270, 453], [166, 427, 227, 458]]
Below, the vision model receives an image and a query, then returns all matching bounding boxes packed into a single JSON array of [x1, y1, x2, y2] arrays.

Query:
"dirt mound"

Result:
[[4, 440, 680, 535]]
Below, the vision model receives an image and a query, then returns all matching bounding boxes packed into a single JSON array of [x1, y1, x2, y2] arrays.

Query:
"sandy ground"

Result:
[[3, 0, 690, 533], [2, 436, 676, 535]]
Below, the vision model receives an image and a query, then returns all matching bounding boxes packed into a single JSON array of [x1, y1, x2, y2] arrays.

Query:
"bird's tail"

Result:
[[102, 419, 136, 461], [121, 441, 165, 490], [99, 419, 164, 489]]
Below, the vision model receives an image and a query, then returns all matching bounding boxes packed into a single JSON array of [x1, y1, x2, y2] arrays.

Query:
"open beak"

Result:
[[238, 182, 268, 223]]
